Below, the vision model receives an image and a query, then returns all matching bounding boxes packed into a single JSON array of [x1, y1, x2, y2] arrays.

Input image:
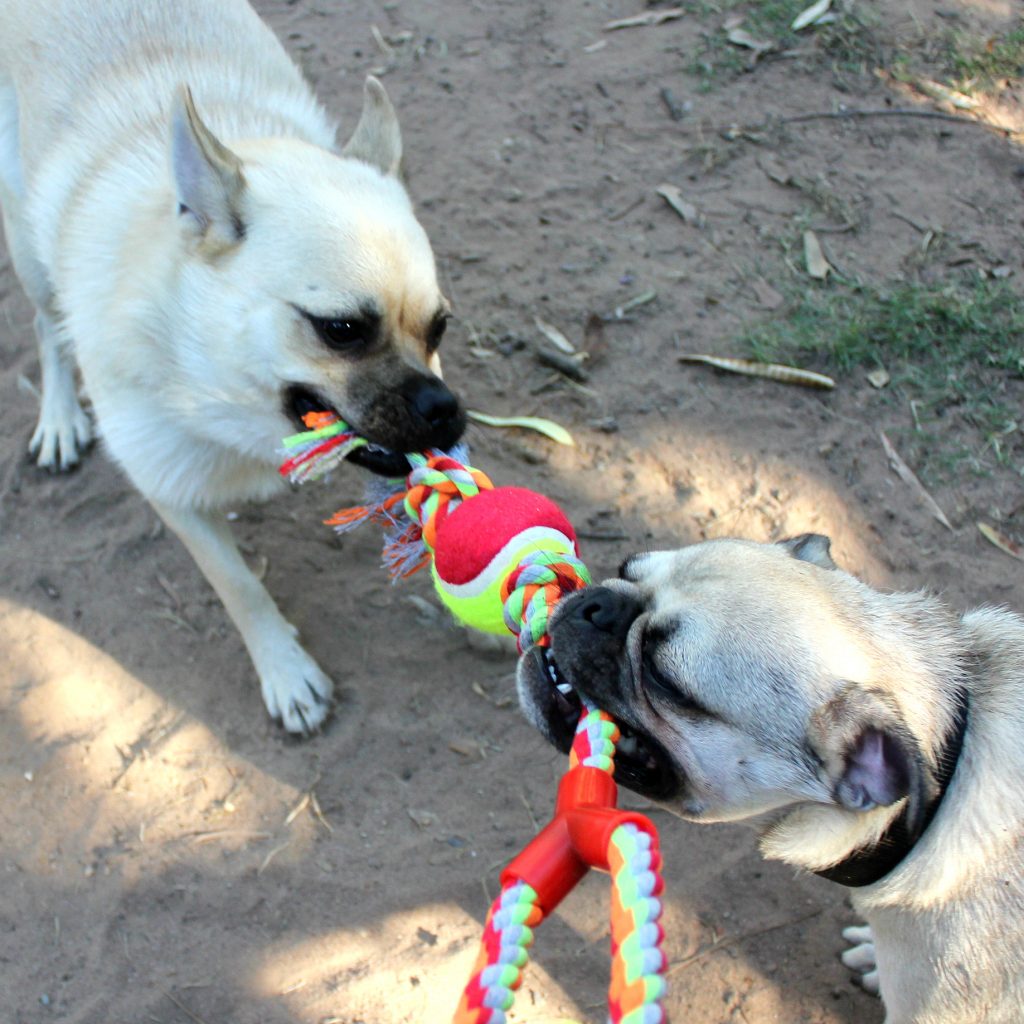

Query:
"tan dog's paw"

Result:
[[29, 390, 93, 471], [841, 924, 880, 996], [255, 635, 334, 734]]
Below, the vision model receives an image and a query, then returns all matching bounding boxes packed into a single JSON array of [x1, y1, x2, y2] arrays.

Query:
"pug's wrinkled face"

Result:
[[516, 535, 921, 825]]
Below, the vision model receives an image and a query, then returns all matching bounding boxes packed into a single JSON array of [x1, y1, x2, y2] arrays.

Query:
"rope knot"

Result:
[[501, 550, 591, 653], [403, 454, 494, 554]]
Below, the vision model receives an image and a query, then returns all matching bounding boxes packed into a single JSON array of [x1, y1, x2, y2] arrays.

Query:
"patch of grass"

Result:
[[684, 0, 880, 90], [951, 23, 1024, 91], [743, 281, 1024, 478], [892, 20, 1024, 99]]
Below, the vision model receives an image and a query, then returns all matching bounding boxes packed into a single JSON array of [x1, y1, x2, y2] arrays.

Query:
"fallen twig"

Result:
[[188, 829, 272, 845], [258, 839, 293, 875], [740, 108, 1014, 139], [160, 989, 212, 1024], [535, 347, 590, 383], [879, 431, 953, 531]]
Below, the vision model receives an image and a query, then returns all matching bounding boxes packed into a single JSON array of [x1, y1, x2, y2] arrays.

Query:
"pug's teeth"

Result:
[[618, 735, 638, 756], [555, 681, 573, 696]]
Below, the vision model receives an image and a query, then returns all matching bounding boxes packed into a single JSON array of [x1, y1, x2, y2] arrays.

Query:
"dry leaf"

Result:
[[467, 410, 575, 446], [284, 792, 310, 826], [915, 77, 979, 111], [726, 27, 773, 55], [803, 230, 832, 280], [879, 431, 953, 531], [656, 183, 701, 225], [866, 367, 891, 389], [792, 0, 832, 31], [534, 316, 575, 353], [407, 808, 438, 828], [614, 289, 658, 317], [759, 157, 792, 186], [679, 354, 835, 389], [448, 739, 478, 758], [370, 24, 393, 57], [751, 277, 784, 310], [604, 8, 684, 30], [977, 522, 1024, 561]]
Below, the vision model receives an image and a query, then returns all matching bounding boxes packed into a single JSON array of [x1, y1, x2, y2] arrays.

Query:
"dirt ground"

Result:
[[2, 2, 1022, 1022]]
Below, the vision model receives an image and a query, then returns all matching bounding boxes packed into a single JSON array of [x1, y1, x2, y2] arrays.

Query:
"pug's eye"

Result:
[[426, 313, 448, 354], [642, 647, 709, 717], [303, 311, 380, 353]]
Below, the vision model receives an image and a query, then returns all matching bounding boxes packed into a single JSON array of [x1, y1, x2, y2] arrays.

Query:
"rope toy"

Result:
[[280, 414, 667, 1023]]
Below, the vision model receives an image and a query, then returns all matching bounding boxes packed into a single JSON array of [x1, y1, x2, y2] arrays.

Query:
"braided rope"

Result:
[[454, 818, 666, 1024], [279, 413, 666, 1024], [501, 549, 592, 653], [608, 825, 666, 1023], [453, 881, 543, 1024], [279, 414, 367, 484], [403, 453, 494, 554], [570, 697, 621, 773]]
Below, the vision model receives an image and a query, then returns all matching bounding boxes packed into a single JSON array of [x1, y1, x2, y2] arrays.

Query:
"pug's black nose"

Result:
[[573, 586, 642, 640]]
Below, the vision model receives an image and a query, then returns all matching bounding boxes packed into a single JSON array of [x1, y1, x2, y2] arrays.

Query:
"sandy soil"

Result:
[[2, 2, 1022, 1022]]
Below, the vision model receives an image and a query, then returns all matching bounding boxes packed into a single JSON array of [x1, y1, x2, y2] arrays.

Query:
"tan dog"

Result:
[[0, 0, 464, 732], [518, 535, 1024, 1023]]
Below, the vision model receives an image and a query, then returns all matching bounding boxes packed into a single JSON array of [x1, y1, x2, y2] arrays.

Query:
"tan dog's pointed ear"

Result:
[[810, 686, 930, 834], [779, 533, 837, 570], [341, 76, 402, 176], [171, 86, 246, 244]]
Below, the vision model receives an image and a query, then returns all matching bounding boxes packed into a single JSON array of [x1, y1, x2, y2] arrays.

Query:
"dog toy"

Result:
[[281, 413, 666, 1023]]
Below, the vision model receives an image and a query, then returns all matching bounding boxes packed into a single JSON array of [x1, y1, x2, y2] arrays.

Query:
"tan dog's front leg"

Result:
[[155, 503, 333, 733]]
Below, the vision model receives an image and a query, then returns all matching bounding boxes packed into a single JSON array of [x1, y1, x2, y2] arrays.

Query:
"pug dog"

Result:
[[0, 0, 464, 732], [517, 534, 1024, 1023]]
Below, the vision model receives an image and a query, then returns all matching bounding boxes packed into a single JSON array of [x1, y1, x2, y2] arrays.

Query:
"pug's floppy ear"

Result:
[[779, 533, 838, 570], [810, 686, 930, 834], [171, 86, 246, 245], [342, 76, 402, 176]]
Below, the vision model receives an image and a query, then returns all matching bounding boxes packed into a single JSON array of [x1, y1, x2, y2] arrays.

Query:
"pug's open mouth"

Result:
[[523, 645, 681, 801], [285, 384, 412, 478]]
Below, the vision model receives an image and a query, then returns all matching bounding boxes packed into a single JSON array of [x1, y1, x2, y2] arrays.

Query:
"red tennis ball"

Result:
[[431, 487, 579, 634]]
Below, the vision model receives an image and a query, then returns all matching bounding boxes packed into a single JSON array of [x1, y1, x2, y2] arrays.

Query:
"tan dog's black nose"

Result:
[[403, 376, 465, 449], [411, 378, 459, 427]]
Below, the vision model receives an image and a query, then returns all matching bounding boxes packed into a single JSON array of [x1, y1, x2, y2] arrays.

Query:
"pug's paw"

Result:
[[841, 924, 880, 997], [255, 635, 334, 734]]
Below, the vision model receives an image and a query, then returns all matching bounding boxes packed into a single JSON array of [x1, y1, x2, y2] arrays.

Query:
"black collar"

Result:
[[814, 688, 970, 888]]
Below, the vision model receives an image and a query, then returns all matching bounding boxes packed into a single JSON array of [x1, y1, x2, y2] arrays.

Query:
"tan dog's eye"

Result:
[[426, 313, 448, 354], [302, 310, 380, 353]]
